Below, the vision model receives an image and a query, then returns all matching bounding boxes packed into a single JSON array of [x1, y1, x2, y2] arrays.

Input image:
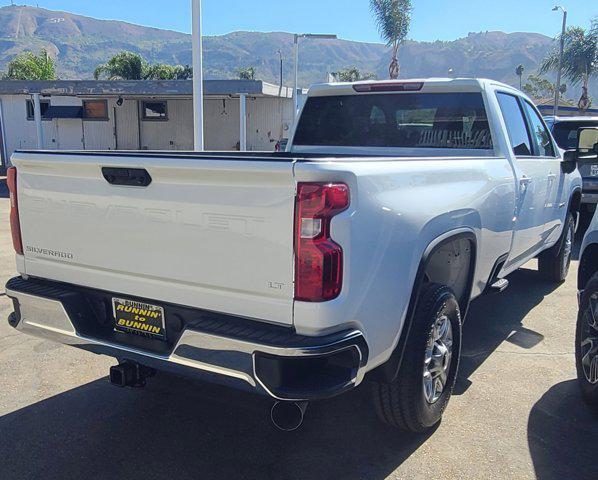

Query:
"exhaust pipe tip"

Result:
[[270, 401, 308, 432]]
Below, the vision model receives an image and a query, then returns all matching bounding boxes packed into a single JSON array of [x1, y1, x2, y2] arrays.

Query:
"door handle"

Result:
[[102, 167, 152, 187], [520, 176, 532, 185], [519, 176, 531, 195]]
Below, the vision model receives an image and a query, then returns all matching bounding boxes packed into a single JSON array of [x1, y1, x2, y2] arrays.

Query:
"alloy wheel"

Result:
[[423, 314, 453, 404], [581, 292, 598, 385], [562, 220, 573, 272]]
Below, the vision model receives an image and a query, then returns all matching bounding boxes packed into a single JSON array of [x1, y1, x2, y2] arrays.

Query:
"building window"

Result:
[[26, 99, 50, 121], [142, 101, 168, 121], [83, 100, 108, 120]]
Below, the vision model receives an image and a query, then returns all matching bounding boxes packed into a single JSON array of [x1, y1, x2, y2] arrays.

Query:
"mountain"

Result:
[[0, 5, 595, 100]]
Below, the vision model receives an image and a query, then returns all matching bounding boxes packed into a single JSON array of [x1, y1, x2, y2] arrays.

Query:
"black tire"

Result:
[[371, 283, 462, 432], [538, 212, 575, 283], [576, 273, 598, 407]]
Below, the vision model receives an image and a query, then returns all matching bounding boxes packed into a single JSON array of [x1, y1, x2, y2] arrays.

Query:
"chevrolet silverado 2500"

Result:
[[5, 79, 582, 432], [575, 127, 598, 406]]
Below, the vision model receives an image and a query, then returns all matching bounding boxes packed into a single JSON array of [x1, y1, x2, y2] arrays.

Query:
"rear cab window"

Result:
[[293, 92, 493, 152]]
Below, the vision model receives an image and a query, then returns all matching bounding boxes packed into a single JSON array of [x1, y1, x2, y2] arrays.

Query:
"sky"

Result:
[[3, 0, 596, 43]]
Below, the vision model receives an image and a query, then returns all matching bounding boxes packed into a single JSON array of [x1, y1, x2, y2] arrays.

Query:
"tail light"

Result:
[[7, 167, 23, 255], [294, 183, 349, 302]]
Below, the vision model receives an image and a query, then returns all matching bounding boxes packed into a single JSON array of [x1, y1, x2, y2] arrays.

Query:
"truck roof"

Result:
[[307, 78, 517, 97], [543, 115, 598, 123]]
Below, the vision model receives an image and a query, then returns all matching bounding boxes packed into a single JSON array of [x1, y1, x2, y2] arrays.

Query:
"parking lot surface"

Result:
[[1, 178, 597, 480]]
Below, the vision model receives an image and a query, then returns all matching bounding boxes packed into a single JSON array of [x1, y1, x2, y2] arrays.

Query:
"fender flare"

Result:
[[373, 228, 477, 383], [545, 186, 582, 259], [568, 186, 582, 212]]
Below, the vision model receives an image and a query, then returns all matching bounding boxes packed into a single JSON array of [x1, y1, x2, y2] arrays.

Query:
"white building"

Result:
[[0, 79, 295, 170]]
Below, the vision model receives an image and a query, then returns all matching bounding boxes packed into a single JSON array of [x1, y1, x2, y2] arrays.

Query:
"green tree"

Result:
[[334, 66, 377, 82], [95, 52, 193, 81], [173, 65, 193, 80], [522, 74, 556, 99], [540, 20, 597, 111], [515, 64, 525, 89], [94, 51, 148, 80], [144, 64, 178, 80], [144, 64, 193, 80], [370, 0, 412, 79], [5, 50, 56, 80], [522, 74, 570, 104], [236, 66, 256, 80]]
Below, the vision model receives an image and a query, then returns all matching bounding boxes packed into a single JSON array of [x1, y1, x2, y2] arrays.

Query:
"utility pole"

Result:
[[191, 0, 204, 151], [277, 49, 283, 92], [552, 5, 567, 117], [32, 93, 44, 149]]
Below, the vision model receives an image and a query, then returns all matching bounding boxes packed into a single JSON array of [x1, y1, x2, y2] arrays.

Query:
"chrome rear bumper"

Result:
[[6, 276, 368, 401]]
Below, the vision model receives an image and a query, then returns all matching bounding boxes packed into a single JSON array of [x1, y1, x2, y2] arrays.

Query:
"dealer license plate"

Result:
[[591, 165, 598, 177], [113, 298, 166, 340]]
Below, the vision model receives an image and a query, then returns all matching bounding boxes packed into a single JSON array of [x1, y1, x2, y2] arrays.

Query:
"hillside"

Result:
[[0, 5, 595, 99]]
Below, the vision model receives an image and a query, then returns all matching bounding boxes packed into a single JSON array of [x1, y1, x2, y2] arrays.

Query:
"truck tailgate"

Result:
[[12, 152, 296, 325]]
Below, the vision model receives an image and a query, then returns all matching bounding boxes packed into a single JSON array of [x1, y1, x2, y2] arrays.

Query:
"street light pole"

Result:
[[552, 5, 567, 117], [293, 33, 337, 120], [192, 0, 204, 151], [293, 34, 299, 117]]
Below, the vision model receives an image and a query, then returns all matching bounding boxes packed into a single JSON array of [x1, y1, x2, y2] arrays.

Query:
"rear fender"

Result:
[[373, 229, 477, 383]]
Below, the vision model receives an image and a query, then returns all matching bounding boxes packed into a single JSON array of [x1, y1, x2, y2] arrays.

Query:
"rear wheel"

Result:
[[371, 283, 462, 432], [538, 212, 575, 283], [576, 273, 598, 407]]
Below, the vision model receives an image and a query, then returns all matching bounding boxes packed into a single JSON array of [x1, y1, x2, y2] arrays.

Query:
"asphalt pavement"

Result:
[[0, 177, 597, 480]]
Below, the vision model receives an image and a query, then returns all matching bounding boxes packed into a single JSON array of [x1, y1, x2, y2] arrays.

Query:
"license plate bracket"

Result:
[[113, 298, 166, 340]]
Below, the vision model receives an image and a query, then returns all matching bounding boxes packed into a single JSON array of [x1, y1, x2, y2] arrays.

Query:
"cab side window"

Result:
[[522, 101, 556, 157], [496, 93, 532, 156]]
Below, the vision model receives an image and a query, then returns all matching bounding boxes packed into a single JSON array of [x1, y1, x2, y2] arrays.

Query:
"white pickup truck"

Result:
[[5, 78, 582, 432]]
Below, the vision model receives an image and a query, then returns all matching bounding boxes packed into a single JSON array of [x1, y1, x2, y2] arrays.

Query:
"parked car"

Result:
[[577, 127, 598, 407], [545, 116, 598, 227], [5, 78, 582, 432], [275, 138, 289, 152]]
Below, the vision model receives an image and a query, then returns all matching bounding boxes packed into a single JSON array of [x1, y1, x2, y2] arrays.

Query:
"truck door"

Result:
[[520, 100, 564, 246], [496, 92, 550, 267]]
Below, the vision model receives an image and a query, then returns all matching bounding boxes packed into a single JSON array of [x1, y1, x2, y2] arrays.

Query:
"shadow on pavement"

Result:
[[0, 257, 579, 479], [0, 373, 434, 480], [455, 266, 559, 394], [528, 380, 598, 480]]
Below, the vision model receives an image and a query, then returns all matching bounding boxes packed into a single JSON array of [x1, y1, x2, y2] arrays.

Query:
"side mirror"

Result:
[[562, 149, 577, 174], [578, 127, 598, 161]]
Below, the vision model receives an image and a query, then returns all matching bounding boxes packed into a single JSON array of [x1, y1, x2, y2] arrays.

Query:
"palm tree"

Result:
[[370, 0, 412, 79], [5, 50, 56, 80], [540, 21, 597, 112], [515, 64, 525, 89], [94, 52, 148, 80]]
